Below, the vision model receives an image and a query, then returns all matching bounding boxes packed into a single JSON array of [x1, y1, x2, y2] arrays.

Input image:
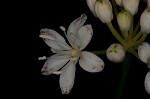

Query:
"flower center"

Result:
[[70, 49, 81, 58]]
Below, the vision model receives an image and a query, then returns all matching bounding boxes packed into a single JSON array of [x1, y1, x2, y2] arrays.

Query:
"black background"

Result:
[[29, 0, 150, 98]]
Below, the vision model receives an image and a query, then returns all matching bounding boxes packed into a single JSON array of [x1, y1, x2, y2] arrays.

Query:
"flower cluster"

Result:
[[39, 0, 150, 95], [87, 0, 150, 94]]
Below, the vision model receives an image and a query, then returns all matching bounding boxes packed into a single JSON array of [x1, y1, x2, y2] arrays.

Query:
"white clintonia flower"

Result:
[[86, 0, 97, 17], [138, 42, 150, 67], [123, 0, 140, 15], [145, 71, 150, 94], [115, 0, 123, 6], [95, 0, 113, 23], [117, 11, 132, 32], [106, 43, 125, 63], [40, 14, 104, 94], [140, 8, 150, 34]]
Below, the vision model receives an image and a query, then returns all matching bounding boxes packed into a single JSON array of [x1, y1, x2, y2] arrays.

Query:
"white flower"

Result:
[[117, 11, 132, 31], [95, 0, 113, 23], [40, 14, 104, 94], [115, 0, 123, 6], [86, 0, 97, 17], [145, 71, 150, 94], [106, 43, 125, 63], [140, 8, 150, 34], [123, 0, 140, 15], [138, 42, 150, 66]]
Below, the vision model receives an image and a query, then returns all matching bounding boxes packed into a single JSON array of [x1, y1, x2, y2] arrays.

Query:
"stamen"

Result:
[[38, 56, 47, 60], [60, 26, 66, 32], [39, 35, 55, 40], [53, 71, 62, 75]]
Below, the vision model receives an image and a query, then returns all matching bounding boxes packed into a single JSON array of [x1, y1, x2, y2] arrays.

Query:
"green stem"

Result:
[[116, 53, 131, 99], [133, 21, 140, 36], [134, 32, 147, 46], [128, 16, 133, 40], [91, 50, 106, 55], [123, 31, 129, 41], [107, 22, 125, 46], [111, 0, 118, 17], [132, 31, 142, 41], [128, 48, 139, 59]]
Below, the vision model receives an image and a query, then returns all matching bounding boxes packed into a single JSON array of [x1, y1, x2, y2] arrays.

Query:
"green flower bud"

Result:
[[117, 11, 132, 32]]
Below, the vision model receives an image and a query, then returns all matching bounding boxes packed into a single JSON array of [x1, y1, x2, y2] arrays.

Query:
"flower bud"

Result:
[[148, 0, 150, 8], [140, 8, 150, 34], [115, 0, 123, 6], [106, 43, 125, 63], [144, 71, 150, 94], [138, 42, 150, 64], [95, 0, 113, 23], [123, 0, 140, 15], [86, 0, 97, 17], [117, 11, 132, 32]]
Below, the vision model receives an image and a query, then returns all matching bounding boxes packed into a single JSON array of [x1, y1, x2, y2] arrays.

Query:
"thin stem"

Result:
[[128, 16, 133, 40], [116, 53, 131, 99], [123, 31, 129, 41], [133, 21, 140, 36], [132, 31, 142, 41], [111, 0, 118, 17], [134, 32, 147, 46], [127, 48, 139, 59], [107, 22, 125, 46], [91, 50, 106, 55]]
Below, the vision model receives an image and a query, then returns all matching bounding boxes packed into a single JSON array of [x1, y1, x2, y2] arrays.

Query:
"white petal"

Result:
[[145, 71, 150, 94], [40, 28, 71, 50], [67, 14, 87, 47], [59, 61, 77, 94], [86, 0, 97, 17], [77, 25, 93, 50], [79, 51, 104, 73], [138, 42, 150, 63], [41, 54, 69, 75]]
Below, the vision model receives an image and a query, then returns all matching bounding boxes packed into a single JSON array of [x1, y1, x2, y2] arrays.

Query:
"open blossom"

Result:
[[123, 0, 140, 15], [95, 0, 113, 23], [40, 14, 104, 94], [140, 8, 150, 34]]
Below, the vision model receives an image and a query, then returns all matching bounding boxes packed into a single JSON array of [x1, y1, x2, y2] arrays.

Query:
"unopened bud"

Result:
[[106, 43, 125, 63]]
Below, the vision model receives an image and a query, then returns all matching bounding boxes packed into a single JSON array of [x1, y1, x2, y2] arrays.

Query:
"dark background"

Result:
[[30, 0, 150, 98]]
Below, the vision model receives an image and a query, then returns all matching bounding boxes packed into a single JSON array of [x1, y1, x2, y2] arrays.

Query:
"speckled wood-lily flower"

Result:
[[40, 14, 104, 94]]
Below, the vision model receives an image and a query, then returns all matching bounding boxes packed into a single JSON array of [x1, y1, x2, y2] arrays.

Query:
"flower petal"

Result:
[[41, 54, 69, 75], [40, 28, 71, 50], [59, 61, 77, 94], [138, 42, 150, 63], [77, 25, 93, 50], [79, 51, 104, 73], [145, 71, 150, 94], [67, 14, 87, 47]]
